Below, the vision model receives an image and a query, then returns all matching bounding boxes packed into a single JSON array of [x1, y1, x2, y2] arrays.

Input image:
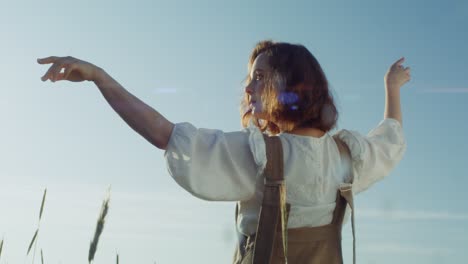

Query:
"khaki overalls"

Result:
[[233, 134, 356, 264]]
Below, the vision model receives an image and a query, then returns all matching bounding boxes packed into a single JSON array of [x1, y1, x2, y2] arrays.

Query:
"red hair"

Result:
[[240, 40, 339, 135]]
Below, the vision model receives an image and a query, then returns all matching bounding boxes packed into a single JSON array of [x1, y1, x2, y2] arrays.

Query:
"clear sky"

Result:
[[0, 0, 467, 263]]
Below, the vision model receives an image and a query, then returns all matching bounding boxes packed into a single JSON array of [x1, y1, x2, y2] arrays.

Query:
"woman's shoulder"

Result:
[[332, 118, 406, 159]]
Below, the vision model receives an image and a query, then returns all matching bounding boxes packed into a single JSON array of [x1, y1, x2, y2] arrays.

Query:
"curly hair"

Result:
[[240, 40, 339, 135]]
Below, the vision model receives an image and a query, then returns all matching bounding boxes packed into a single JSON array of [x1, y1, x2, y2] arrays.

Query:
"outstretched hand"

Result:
[[37, 56, 100, 82], [384, 57, 411, 89]]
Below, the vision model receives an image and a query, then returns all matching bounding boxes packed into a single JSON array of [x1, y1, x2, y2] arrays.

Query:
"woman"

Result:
[[38, 40, 409, 263]]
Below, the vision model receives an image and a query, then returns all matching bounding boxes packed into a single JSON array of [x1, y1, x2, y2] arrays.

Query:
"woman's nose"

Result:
[[245, 82, 253, 94]]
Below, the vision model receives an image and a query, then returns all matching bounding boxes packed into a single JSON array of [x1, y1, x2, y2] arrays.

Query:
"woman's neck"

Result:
[[284, 127, 326, 138]]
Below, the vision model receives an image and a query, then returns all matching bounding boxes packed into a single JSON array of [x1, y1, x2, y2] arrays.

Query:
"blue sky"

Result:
[[0, 0, 467, 263]]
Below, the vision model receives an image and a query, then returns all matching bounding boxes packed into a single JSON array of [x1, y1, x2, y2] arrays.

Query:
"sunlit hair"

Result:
[[240, 40, 339, 135]]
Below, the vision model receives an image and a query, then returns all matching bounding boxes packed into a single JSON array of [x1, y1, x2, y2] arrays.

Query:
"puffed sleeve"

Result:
[[334, 118, 407, 194], [163, 121, 266, 201]]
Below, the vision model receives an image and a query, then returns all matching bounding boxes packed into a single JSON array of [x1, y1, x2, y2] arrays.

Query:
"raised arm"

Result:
[[38, 56, 174, 150], [383, 57, 411, 127]]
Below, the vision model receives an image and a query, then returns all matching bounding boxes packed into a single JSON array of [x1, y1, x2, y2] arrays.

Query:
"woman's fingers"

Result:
[[41, 63, 60, 82], [391, 57, 410, 75], [52, 63, 68, 82], [39, 56, 93, 82], [39, 56, 74, 82], [394, 57, 405, 66], [41, 67, 53, 81], [62, 63, 78, 81], [37, 56, 59, 65], [385, 57, 412, 87], [39, 56, 62, 81]]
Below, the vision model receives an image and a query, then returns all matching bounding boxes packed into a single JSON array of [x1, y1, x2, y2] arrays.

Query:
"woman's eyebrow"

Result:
[[251, 69, 264, 76]]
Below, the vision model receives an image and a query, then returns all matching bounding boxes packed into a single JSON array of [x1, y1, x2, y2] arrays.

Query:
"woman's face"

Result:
[[245, 53, 271, 120]]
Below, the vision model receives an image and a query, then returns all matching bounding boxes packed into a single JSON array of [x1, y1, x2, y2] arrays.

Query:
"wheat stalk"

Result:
[[39, 190, 47, 221], [27, 188, 47, 264], [26, 230, 38, 255], [88, 186, 111, 264], [0, 238, 4, 261]]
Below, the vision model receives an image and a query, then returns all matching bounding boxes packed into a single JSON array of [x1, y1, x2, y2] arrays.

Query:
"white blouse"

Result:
[[164, 118, 407, 235]]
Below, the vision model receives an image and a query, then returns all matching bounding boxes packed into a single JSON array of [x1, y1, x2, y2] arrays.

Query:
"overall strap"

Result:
[[333, 135, 356, 264], [253, 134, 288, 264]]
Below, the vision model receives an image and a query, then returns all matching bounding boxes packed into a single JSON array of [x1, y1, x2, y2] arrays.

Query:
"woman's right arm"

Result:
[[38, 56, 174, 150], [383, 57, 411, 127], [92, 68, 174, 150]]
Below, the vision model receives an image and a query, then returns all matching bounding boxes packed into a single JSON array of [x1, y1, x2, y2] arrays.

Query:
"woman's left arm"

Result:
[[335, 118, 407, 194], [384, 57, 411, 127]]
